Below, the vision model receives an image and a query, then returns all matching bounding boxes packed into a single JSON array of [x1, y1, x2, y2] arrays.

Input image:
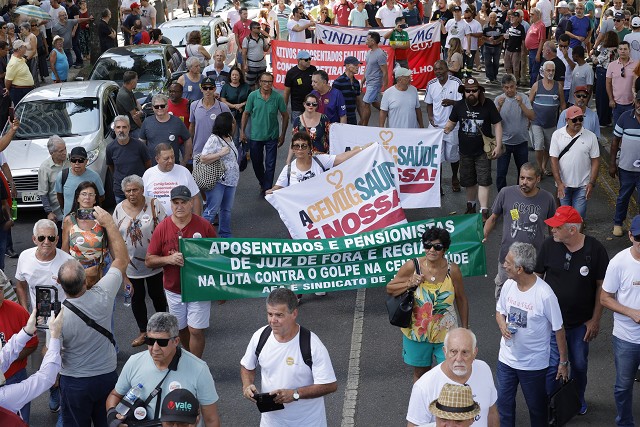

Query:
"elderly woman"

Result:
[[386, 227, 469, 383], [113, 175, 167, 347], [185, 30, 211, 68], [49, 35, 68, 83], [177, 57, 205, 102], [62, 181, 108, 288]]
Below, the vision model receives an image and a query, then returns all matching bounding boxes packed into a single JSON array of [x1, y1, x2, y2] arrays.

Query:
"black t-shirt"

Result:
[[284, 64, 317, 112], [449, 97, 502, 157], [431, 9, 452, 22], [551, 56, 566, 82], [505, 23, 525, 52], [365, 1, 381, 27], [534, 235, 609, 328], [483, 23, 504, 46], [98, 20, 116, 53], [67, 3, 80, 19]]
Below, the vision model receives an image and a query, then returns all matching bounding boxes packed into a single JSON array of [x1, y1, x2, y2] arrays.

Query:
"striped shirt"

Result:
[[613, 109, 640, 172], [332, 73, 361, 125]]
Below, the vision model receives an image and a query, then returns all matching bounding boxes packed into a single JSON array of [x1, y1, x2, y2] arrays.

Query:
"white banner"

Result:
[[330, 124, 443, 209], [266, 144, 406, 239]]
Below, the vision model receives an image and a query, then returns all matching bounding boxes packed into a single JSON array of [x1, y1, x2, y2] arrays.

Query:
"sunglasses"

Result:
[[575, 94, 588, 99], [423, 242, 445, 251], [570, 116, 584, 123], [292, 144, 309, 150], [634, 235, 640, 242], [305, 102, 318, 107], [564, 252, 572, 271], [144, 336, 176, 347], [301, 58, 311, 61], [201, 86, 216, 91], [37, 235, 56, 242], [153, 104, 167, 109], [465, 89, 479, 93], [69, 158, 85, 163], [615, 19, 622, 22], [621, 67, 626, 78]]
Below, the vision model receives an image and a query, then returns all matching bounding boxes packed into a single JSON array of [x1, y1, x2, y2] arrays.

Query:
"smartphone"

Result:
[[77, 208, 95, 220], [255, 393, 285, 413], [35, 286, 61, 328]]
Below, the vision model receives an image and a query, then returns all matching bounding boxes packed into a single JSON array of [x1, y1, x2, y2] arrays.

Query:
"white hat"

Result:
[[632, 16, 640, 28], [394, 67, 412, 78], [555, 1, 569, 7]]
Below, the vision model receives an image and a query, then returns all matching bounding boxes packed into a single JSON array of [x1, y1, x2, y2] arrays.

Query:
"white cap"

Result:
[[555, 1, 568, 7], [632, 16, 640, 28], [394, 67, 412, 77]]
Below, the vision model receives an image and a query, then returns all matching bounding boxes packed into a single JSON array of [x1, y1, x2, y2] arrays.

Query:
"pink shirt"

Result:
[[606, 58, 637, 105], [524, 20, 545, 51]]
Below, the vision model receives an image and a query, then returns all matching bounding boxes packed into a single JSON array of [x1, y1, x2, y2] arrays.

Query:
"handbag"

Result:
[[238, 141, 249, 171], [192, 153, 226, 191], [386, 258, 420, 328], [548, 379, 581, 427]]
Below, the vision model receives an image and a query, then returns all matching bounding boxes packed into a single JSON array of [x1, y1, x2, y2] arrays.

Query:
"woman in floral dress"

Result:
[[386, 227, 469, 383]]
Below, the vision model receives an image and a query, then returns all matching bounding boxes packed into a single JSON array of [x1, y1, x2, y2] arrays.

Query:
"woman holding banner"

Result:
[[292, 93, 331, 154], [386, 227, 469, 383]]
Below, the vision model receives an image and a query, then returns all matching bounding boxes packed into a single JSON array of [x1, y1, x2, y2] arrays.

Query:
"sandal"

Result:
[[131, 333, 146, 347]]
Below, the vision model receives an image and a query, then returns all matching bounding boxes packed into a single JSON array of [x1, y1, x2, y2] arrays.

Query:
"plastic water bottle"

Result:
[[123, 284, 132, 307], [116, 383, 143, 417], [505, 322, 518, 347], [11, 200, 17, 221]]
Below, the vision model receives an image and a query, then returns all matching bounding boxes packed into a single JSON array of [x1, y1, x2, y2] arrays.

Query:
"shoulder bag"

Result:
[[557, 134, 581, 160], [192, 135, 227, 191], [386, 258, 420, 328], [63, 299, 116, 347]]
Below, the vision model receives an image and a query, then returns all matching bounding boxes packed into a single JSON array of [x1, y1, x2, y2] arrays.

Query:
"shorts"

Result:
[[459, 153, 492, 187], [363, 83, 381, 104], [442, 132, 460, 163], [531, 125, 554, 151], [402, 335, 445, 367], [165, 289, 211, 330]]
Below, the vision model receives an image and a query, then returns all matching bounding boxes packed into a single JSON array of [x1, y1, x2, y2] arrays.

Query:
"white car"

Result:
[[3, 81, 119, 209]]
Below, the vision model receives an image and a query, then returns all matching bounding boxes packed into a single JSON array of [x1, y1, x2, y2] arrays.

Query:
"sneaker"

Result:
[[315, 292, 327, 296], [5, 248, 18, 258], [49, 386, 60, 412], [485, 79, 491, 84], [579, 403, 588, 415], [491, 80, 500, 84], [613, 225, 624, 237], [465, 202, 476, 214]]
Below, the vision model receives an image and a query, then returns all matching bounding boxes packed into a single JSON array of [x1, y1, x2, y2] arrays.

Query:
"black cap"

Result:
[[614, 11, 625, 19], [170, 185, 192, 201], [452, 5, 461, 11], [161, 389, 199, 424], [344, 56, 362, 66], [69, 146, 87, 160], [201, 76, 216, 87]]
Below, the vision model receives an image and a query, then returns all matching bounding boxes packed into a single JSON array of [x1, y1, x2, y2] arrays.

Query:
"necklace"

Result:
[[423, 259, 446, 282]]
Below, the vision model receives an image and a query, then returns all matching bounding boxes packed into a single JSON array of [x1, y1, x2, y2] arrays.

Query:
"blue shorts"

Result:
[[363, 83, 381, 104], [402, 335, 445, 367]]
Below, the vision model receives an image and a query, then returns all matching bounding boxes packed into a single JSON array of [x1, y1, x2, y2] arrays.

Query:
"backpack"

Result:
[[255, 325, 313, 370]]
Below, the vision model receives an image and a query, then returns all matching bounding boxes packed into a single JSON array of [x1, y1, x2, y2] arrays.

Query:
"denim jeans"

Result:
[[528, 49, 541, 87], [613, 103, 634, 128], [614, 168, 640, 225], [497, 360, 548, 427], [60, 370, 118, 427], [595, 67, 612, 126], [6, 368, 29, 423], [204, 183, 237, 237], [546, 324, 589, 409], [560, 185, 588, 219], [612, 335, 640, 426], [0, 227, 8, 271], [484, 45, 501, 81], [63, 48, 74, 67], [250, 138, 278, 191], [496, 141, 529, 192]]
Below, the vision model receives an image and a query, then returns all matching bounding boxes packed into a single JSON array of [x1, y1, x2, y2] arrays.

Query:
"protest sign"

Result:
[[180, 215, 486, 301], [315, 22, 441, 89], [266, 143, 406, 239], [271, 40, 394, 90], [330, 124, 443, 208]]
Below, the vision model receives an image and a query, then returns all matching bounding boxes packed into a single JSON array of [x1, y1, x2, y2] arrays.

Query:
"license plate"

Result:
[[21, 191, 40, 202]]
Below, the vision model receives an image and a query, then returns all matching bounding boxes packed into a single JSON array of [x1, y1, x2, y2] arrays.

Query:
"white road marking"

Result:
[[341, 287, 366, 427]]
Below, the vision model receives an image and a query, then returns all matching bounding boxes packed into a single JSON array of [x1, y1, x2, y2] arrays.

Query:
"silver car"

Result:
[[3, 80, 119, 209]]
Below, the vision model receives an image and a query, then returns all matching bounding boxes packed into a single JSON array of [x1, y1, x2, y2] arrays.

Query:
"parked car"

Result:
[[159, 16, 237, 67], [2, 81, 119, 209], [209, 0, 261, 22], [87, 44, 185, 105]]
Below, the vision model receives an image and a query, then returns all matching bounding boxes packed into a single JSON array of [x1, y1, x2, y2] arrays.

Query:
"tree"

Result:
[[87, 0, 119, 63]]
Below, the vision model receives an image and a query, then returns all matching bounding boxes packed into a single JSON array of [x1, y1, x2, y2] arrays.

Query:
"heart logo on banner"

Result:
[[379, 130, 394, 146], [326, 170, 344, 189]]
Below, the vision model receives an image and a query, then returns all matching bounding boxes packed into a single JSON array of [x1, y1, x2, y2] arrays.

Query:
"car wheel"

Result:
[[102, 168, 116, 209]]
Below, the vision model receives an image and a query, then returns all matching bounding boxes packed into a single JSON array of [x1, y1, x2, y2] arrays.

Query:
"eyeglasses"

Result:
[[144, 336, 177, 347], [80, 192, 96, 198], [570, 116, 584, 123], [153, 104, 167, 109], [260, 80, 274, 84], [292, 144, 309, 150], [69, 158, 85, 163], [37, 235, 56, 242], [423, 242, 445, 251], [305, 102, 318, 107], [564, 252, 572, 271], [575, 94, 588, 99], [465, 89, 478, 93], [201, 86, 216, 91]]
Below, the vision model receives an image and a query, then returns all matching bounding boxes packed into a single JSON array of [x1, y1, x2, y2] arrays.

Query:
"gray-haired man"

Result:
[[38, 135, 69, 233]]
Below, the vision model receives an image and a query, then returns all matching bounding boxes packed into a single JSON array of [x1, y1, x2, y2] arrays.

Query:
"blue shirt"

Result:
[[567, 16, 591, 48], [311, 88, 346, 124], [54, 168, 105, 217]]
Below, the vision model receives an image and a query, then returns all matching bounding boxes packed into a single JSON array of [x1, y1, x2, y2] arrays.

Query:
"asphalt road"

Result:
[[10, 82, 639, 427]]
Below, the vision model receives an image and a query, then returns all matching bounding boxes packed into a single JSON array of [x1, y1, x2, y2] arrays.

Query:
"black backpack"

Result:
[[255, 326, 313, 370]]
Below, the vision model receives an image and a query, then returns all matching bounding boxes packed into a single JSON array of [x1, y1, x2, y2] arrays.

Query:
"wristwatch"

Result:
[[559, 361, 569, 367], [293, 389, 300, 401]]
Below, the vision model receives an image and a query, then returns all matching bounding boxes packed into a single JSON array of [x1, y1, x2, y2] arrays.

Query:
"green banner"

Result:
[[179, 215, 486, 301]]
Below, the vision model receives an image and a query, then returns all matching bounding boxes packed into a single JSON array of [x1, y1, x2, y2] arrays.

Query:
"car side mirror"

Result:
[[217, 36, 228, 45]]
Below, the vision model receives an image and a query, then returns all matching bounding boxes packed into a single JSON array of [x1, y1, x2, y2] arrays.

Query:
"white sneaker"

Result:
[[315, 292, 327, 296]]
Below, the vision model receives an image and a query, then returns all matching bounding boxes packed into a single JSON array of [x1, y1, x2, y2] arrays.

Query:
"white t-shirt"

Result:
[[381, 85, 421, 128], [48, 4, 63, 27], [464, 19, 482, 51], [445, 18, 470, 48], [267, 9, 279, 38], [537, 0, 553, 27], [406, 360, 497, 427], [240, 325, 337, 427], [549, 127, 599, 188], [275, 154, 335, 188], [602, 248, 640, 344], [15, 247, 73, 310], [424, 76, 462, 142], [375, 4, 403, 27], [288, 19, 310, 43], [139, 5, 157, 28], [624, 32, 640, 62], [142, 165, 200, 215], [496, 277, 564, 370]]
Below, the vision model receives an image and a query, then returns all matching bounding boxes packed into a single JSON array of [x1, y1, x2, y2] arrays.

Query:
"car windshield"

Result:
[[10, 98, 100, 139], [90, 52, 165, 84], [162, 25, 211, 46], [213, 0, 260, 13]]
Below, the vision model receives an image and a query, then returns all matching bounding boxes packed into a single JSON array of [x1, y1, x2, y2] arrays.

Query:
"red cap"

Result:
[[544, 206, 583, 227], [130, 2, 140, 8], [565, 105, 583, 120], [574, 85, 588, 94]]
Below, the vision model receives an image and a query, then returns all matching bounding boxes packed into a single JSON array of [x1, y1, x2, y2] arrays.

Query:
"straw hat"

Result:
[[428, 384, 481, 421]]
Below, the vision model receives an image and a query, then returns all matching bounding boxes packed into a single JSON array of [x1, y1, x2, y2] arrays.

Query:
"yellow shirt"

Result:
[[6, 55, 34, 87]]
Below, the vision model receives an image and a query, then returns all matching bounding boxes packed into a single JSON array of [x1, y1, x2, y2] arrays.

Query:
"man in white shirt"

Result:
[[406, 328, 499, 427], [624, 17, 640, 61], [287, 6, 313, 43], [536, 0, 553, 36], [375, 0, 402, 27], [600, 215, 640, 427], [443, 6, 470, 51]]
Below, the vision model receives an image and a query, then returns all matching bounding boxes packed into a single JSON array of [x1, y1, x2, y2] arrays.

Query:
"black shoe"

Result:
[[465, 202, 476, 214], [6, 249, 18, 258]]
